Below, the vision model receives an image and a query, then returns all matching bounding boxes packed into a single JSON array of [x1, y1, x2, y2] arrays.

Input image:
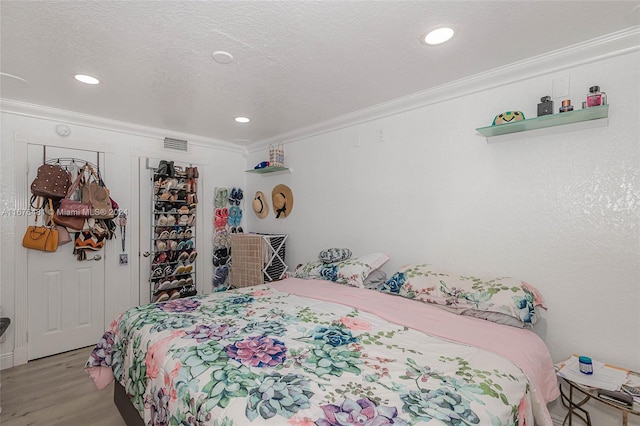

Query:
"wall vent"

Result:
[[164, 137, 188, 151]]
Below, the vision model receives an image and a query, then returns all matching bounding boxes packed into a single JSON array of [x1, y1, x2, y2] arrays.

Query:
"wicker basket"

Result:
[[268, 143, 284, 168]]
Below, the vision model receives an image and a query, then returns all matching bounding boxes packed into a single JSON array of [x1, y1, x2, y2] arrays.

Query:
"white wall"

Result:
[[246, 42, 639, 424], [0, 105, 247, 368]]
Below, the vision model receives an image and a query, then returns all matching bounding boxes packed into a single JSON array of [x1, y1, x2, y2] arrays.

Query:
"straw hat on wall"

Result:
[[252, 191, 269, 219], [272, 184, 294, 218]]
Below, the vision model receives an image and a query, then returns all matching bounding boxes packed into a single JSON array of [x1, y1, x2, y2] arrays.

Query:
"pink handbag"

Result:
[[56, 165, 92, 218], [57, 198, 92, 217]]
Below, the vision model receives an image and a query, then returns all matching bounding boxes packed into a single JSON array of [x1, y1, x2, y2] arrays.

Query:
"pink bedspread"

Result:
[[272, 278, 559, 423]]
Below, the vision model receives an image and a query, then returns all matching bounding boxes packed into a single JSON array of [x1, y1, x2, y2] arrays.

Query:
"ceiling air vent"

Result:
[[164, 137, 188, 152]]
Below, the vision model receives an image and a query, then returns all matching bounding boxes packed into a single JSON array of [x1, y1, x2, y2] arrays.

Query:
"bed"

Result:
[[86, 277, 559, 426]]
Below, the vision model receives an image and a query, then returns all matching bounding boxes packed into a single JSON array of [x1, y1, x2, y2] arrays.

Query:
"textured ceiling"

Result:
[[1, 1, 639, 146]]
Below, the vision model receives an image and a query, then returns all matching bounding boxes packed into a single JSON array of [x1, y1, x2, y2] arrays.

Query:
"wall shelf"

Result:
[[476, 105, 609, 138], [245, 166, 290, 175]]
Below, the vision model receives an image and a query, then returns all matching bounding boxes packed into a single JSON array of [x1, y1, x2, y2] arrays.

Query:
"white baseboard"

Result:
[[0, 351, 14, 370]]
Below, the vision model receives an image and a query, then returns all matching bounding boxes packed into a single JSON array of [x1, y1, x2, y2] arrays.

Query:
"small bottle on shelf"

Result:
[[586, 85, 606, 108], [559, 99, 574, 113], [578, 356, 593, 375], [537, 95, 554, 117]]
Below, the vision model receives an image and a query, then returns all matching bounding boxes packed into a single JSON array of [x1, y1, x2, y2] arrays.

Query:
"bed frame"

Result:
[[114, 381, 144, 426]]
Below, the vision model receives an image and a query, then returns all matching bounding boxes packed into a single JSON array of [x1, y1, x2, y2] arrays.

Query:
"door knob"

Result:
[[87, 254, 102, 261], [143, 251, 151, 257]]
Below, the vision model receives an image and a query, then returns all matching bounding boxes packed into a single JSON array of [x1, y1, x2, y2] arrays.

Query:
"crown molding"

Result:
[[0, 99, 244, 154], [247, 27, 640, 153]]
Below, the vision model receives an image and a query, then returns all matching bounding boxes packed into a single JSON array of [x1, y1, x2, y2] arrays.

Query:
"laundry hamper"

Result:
[[230, 233, 287, 288], [259, 233, 287, 281]]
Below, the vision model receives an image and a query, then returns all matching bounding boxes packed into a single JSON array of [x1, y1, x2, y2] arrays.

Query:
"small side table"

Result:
[[558, 371, 640, 426]]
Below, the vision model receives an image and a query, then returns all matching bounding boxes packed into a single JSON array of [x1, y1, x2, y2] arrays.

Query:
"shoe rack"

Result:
[[213, 186, 244, 291], [149, 160, 199, 302]]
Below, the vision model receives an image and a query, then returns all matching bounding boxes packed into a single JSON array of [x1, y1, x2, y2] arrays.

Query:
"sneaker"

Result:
[[213, 265, 229, 288]]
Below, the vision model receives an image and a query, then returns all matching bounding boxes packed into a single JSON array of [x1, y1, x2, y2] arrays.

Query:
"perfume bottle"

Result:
[[559, 99, 573, 113], [537, 96, 553, 117], [586, 86, 607, 108]]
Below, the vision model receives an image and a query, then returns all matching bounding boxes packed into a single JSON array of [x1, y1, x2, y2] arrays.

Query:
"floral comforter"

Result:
[[86, 284, 538, 426]]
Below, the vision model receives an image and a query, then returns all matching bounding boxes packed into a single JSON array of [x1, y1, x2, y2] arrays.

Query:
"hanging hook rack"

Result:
[[45, 157, 100, 173]]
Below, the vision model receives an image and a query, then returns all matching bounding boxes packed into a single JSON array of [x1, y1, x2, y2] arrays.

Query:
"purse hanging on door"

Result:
[[22, 198, 59, 252], [30, 164, 71, 200], [82, 165, 115, 219], [56, 165, 92, 218], [42, 195, 85, 232]]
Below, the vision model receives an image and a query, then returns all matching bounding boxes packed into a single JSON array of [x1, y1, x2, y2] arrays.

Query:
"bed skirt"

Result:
[[114, 380, 144, 426]]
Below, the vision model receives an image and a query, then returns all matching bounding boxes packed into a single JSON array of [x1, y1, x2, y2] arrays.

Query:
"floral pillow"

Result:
[[379, 264, 546, 327], [294, 253, 390, 288]]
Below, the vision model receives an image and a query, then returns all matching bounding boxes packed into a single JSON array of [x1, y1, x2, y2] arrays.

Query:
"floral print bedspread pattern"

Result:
[[86, 285, 533, 426]]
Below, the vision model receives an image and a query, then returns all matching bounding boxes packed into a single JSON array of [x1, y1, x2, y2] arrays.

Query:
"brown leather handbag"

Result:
[[52, 214, 85, 232], [30, 164, 71, 200], [82, 165, 115, 219], [22, 198, 59, 252]]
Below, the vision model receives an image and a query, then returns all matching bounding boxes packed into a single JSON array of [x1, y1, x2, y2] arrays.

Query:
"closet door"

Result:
[[26, 145, 106, 360]]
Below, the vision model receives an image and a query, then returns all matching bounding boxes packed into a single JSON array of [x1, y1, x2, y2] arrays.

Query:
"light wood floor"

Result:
[[0, 346, 126, 426]]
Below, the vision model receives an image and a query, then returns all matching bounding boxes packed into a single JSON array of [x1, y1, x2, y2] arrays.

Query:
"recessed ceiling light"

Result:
[[74, 74, 100, 85], [212, 51, 234, 64], [235, 116, 250, 123], [422, 27, 455, 45]]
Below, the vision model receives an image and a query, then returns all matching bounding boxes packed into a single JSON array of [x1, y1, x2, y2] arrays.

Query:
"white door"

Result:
[[27, 145, 106, 360], [138, 157, 153, 305]]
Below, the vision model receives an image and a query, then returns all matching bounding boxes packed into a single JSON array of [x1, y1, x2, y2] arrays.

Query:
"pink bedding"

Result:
[[87, 277, 559, 425], [272, 278, 559, 424]]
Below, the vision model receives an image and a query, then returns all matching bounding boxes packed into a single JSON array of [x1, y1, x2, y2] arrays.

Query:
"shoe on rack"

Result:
[[228, 206, 242, 227], [179, 282, 197, 298], [213, 265, 229, 288], [159, 279, 172, 290], [156, 160, 168, 177], [173, 166, 185, 178], [228, 188, 237, 205], [215, 188, 228, 208], [168, 289, 181, 300], [153, 252, 168, 265], [154, 291, 169, 303]]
